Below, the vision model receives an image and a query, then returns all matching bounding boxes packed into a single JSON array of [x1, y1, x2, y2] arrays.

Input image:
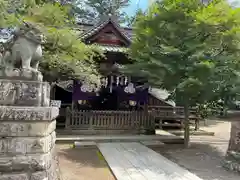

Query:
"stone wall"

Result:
[[0, 80, 59, 180]]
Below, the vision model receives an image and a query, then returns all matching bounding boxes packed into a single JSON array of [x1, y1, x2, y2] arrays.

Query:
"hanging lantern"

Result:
[[110, 75, 113, 93], [124, 83, 136, 94], [129, 100, 137, 106], [116, 76, 119, 86], [78, 100, 87, 105], [120, 76, 124, 85], [125, 76, 128, 85], [80, 84, 93, 92], [105, 77, 108, 87], [100, 77, 106, 86]]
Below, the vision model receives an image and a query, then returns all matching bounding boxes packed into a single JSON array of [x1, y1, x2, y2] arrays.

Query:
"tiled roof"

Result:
[[91, 44, 127, 53], [79, 16, 132, 43], [149, 88, 176, 107], [54, 80, 73, 92]]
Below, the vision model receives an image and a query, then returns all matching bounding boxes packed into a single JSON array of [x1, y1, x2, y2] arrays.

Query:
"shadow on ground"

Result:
[[57, 145, 107, 168], [56, 144, 116, 180], [151, 143, 239, 180]]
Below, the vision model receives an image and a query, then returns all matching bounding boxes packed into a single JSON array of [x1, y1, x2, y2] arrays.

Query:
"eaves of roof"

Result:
[[90, 44, 128, 53], [80, 16, 131, 43]]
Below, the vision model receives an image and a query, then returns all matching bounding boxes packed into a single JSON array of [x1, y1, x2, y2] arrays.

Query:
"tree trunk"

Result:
[[223, 120, 240, 172], [184, 104, 190, 148]]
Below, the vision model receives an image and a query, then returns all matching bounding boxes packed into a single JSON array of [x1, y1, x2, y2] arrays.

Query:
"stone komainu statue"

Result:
[[0, 22, 44, 72]]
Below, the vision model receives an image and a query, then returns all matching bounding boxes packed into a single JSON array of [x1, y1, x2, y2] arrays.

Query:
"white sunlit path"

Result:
[[98, 142, 203, 180]]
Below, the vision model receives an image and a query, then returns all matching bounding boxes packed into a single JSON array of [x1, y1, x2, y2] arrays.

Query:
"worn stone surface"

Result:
[[0, 173, 28, 180], [30, 171, 47, 180], [0, 121, 56, 137], [0, 69, 43, 82], [0, 148, 55, 172], [0, 22, 44, 76], [30, 153, 57, 180], [223, 151, 240, 173], [30, 168, 57, 180], [0, 78, 58, 179], [223, 121, 240, 173], [0, 132, 56, 155], [0, 23, 57, 179], [0, 79, 50, 106], [0, 106, 59, 121]]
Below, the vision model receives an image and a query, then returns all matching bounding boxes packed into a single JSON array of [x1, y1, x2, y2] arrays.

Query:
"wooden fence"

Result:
[[65, 108, 155, 134], [148, 106, 197, 118], [148, 106, 200, 130]]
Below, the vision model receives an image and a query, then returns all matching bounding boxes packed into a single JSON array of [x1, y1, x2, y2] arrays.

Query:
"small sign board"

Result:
[[50, 100, 61, 108]]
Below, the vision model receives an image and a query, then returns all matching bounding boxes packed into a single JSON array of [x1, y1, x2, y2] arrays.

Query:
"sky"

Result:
[[123, 0, 240, 17], [123, 0, 148, 17]]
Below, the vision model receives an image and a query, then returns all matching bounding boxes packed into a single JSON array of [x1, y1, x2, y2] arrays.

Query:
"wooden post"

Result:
[[71, 100, 74, 111], [110, 75, 113, 93], [88, 111, 93, 131], [159, 118, 163, 129], [195, 118, 199, 131], [184, 103, 190, 148], [65, 107, 70, 129], [50, 83, 56, 100]]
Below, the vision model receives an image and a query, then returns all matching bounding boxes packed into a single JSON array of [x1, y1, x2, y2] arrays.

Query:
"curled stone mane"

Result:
[[14, 22, 44, 44], [0, 22, 45, 81]]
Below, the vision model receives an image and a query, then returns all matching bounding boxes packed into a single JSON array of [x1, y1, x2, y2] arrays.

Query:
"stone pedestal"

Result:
[[223, 121, 240, 173], [223, 151, 240, 173], [0, 79, 59, 180]]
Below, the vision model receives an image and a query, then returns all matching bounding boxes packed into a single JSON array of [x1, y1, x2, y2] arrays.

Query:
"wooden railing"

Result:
[[65, 108, 155, 133], [148, 106, 198, 119], [148, 106, 200, 130]]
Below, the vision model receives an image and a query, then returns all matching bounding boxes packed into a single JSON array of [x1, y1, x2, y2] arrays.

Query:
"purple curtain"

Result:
[[72, 80, 149, 103], [117, 85, 148, 103], [72, 80, 95, 101]]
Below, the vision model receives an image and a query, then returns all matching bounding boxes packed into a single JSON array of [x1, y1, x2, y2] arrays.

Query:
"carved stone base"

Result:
[[0, 74, 59, 180], [0, 106, 58, 180], [0, 106, 59, 121], [0, 161, 58, 180], [0, 79, 50, 106], [223, 151, 240, 173], [0, 68, 43, 81]]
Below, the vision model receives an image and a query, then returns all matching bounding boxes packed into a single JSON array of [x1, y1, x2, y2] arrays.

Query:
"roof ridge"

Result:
[[80, 15, 131, 43]]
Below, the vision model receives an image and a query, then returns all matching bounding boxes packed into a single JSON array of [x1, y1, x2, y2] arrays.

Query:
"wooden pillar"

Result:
[[184, 104, 190, 148], [110, 75, 113, 93], [50, 82, 56, 100]]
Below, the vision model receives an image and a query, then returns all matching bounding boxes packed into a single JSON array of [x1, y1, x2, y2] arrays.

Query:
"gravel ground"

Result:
[[152, 120, 240, 180], [56, 119, 240, 180]]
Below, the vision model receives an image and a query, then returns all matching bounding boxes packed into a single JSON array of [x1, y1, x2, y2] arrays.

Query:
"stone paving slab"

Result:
[[98, 142, 203, 180]]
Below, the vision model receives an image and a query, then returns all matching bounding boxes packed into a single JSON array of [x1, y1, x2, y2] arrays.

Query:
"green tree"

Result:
[[0, 0, 18, 27], [124, 0, 240, 147], [1, 0, 103, 85], [73, 0, 130, 23], [125, 9, 144, 27]]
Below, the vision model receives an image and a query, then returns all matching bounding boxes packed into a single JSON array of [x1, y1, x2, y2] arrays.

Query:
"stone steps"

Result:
[[56, 134, 184, 144], [73, 140, 165, 148]]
